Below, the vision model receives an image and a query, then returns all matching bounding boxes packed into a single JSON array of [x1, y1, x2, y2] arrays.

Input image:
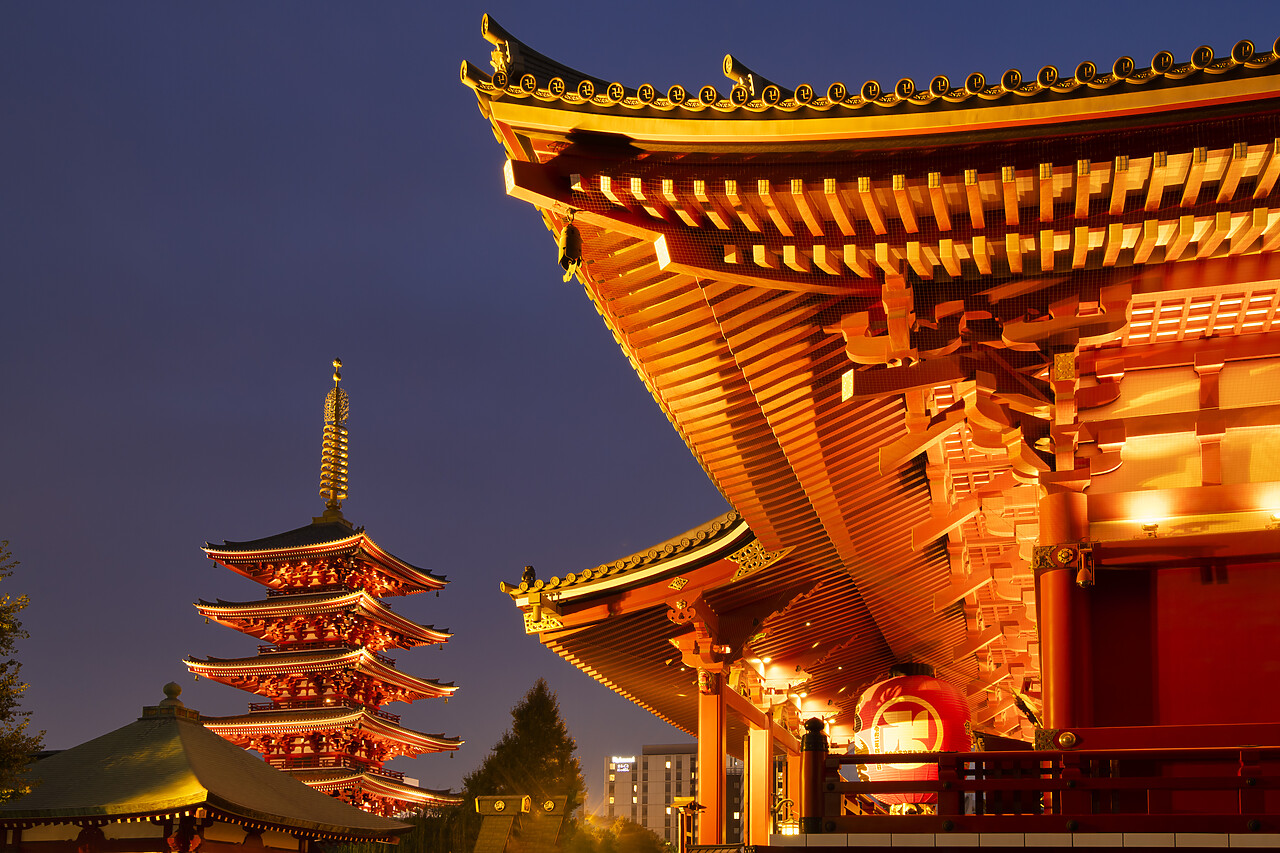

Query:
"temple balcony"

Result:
[[270, 755, 406, 782], [773, 727, 1280, 850], [255, 642, 397, 667], [246, 699, 401, 724]]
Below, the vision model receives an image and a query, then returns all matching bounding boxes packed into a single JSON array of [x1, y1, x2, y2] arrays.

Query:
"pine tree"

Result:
[[408, 678, 585, 853], [565, 817, 670, 853], [0, 541, 43, 801]]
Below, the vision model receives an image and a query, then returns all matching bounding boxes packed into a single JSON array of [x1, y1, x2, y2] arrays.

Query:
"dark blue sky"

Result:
[[2, 1, 1274, 810]]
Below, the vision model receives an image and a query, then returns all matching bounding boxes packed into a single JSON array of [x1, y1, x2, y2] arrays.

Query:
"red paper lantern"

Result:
[[850, 663, 971, 805]]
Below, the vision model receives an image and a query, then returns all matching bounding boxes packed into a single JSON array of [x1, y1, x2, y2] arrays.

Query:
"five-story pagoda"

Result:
[[186, 360, 462, 817]]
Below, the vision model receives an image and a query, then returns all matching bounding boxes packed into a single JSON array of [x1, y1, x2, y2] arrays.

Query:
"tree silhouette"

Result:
[[409, 678, 585, 853], [0, 541, 43, 801]]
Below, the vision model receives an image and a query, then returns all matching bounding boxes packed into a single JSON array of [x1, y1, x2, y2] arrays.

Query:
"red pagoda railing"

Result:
[[266, 584, 351, 597], [255, 642, 397, 667], [247, 699, 401, 723], [275, 755, 406, 781], [802, 745, 1280, 835]]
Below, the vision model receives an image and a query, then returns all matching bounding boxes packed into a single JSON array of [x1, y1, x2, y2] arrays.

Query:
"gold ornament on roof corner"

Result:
[[320, 358, 350, 515], [557, 211, 583, 283]]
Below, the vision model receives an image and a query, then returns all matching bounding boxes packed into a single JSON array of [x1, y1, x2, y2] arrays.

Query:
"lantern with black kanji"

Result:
[[849, 663, 971, 807]]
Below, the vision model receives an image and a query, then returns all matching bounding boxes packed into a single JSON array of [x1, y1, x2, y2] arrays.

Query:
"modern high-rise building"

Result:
[[604, 744, 742, 846], [603, 754, 639, 823]]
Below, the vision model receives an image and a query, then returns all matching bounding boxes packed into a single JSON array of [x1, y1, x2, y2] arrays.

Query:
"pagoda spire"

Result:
[[318, 358, 350, 523]]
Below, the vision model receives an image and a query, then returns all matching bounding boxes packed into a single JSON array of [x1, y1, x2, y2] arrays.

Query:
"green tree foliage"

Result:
[[408, 678, 585, 853], [564, 817, 671, 853], [0, 541, 43, 801]]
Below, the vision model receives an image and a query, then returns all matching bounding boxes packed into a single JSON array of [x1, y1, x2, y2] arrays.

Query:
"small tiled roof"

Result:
[[195, 590, 451, 643], [0, 692, 409, 839], [203, 520, 446, 588], [185, 649, 457, 698], [293, 769, 462, 807], [203, 706, 462, 750], [208, 520, 360, 552], [501, 509, 745, 597]]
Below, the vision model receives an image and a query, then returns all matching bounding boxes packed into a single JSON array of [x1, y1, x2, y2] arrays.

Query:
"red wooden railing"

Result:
[[247, 699, 400, 723], [803, 740, 1280, 835], [274, 755, 405, 781], [255, 642, 397, 667]]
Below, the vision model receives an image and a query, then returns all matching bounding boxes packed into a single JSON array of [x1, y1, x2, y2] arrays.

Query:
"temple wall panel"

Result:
[[1080, 367, 1198, 421], [259, 830, 300, 850], [1089, 433, 1201, 494], [1090, 561, 1280, 729], [198, 824, 246, 845], [22, 826, 77, 842], [103, 824, 164, 840], [1220, 426, 1280, 483], [1220, 358, 1280, 408]]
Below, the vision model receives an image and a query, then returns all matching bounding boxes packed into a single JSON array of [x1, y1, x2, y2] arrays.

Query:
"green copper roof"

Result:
[[0, 689, 410, 839]]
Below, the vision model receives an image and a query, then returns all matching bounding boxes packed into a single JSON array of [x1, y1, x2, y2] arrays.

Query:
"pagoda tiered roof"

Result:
[[185, 648, 457, 703], [202, 705, 461, 754], [204, 520, 447, 595], [292, 768, 461, 809], [195, 590, 450, 649], [468, 19, 1280, 743]]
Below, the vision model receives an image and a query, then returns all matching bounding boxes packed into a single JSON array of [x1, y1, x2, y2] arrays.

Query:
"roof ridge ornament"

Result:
[[318, 358, 350, 524]]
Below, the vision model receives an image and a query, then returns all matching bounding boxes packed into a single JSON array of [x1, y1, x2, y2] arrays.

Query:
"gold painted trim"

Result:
[[727, 540, 794, 582], [485, 73, 1280, 148]]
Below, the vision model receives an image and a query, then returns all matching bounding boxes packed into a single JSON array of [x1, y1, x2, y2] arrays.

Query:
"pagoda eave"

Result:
[[194, 591, 451, 646], [185, 650, 458, 700], [203, 708, 462, 753], [292, 769, 463, 808], [204, 529, 447, 594]]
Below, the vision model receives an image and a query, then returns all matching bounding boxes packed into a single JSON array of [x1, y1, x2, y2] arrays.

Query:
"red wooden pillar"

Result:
[[696, 668, 726, 844], [746, 715, 774, 844], [799, 717, 828, 834], [1038, 490, 1093, 730]]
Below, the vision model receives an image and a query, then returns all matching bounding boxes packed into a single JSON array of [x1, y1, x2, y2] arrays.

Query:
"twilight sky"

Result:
[[2, 1, 1275, 811]]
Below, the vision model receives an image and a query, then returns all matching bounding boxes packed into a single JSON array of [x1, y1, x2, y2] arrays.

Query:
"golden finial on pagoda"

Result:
[[319, 358, 350, 519]]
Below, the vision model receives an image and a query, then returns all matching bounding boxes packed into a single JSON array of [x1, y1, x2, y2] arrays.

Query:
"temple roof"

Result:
[[501, 510, 749, 600], [0, 688, 408, 840], [463, 16, 1280, 150], [185, 648, 457, 700], [203, 705, 461, 751], [195, 590, 450, 645], [467, 19, 1280, 742], [503, 510, 852, 741], [204, 521, 446, 592]]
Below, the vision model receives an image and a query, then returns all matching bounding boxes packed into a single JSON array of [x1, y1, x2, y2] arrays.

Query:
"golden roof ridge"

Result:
[[464, 20, 1279, 118], [502, 509, 744, 596]]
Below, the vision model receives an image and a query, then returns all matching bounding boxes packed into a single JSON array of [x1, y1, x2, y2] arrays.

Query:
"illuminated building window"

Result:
[[665, 760, 671, 769], [609, 774, 615, 781], [632, 796, 637, 804], [665, 807, 671, 814], [609, 796, 614, 804]]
